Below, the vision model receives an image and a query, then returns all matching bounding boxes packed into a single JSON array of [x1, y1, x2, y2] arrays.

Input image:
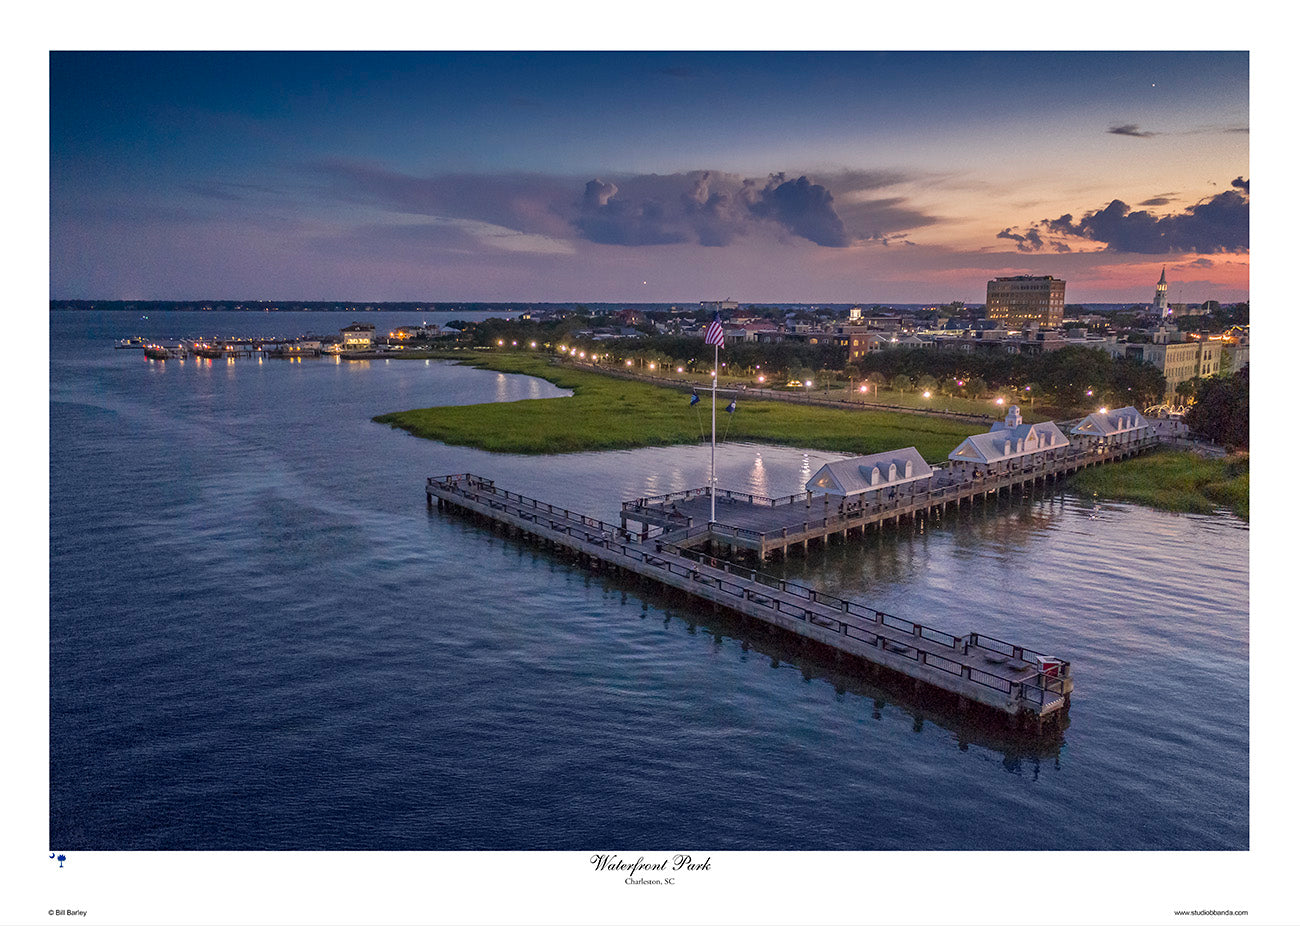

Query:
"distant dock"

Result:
[[426, 472, 1075, 731]]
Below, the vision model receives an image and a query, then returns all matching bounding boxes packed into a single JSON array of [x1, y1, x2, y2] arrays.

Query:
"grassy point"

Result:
[[373, 351, 985, 460]]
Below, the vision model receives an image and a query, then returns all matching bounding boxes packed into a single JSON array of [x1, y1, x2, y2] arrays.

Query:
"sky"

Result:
[[49, 50, 1250, 304]]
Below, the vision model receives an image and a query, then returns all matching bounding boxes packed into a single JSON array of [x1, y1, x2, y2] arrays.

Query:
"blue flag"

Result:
[[690, 390, 699, 407], [726, 399, 736, 414]]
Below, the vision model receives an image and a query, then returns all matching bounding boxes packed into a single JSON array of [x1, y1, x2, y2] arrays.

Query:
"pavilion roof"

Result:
[[806, 447, 932, 497]]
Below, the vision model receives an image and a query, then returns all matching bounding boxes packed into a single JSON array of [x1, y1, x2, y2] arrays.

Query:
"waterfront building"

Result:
[[947, 405, 1070, 476], [985, 275, 1066, 328], [391, 324, 446, 341], [806, 447, 932, 498], [1071, 406, 1152, 448], [1154, 267, 1170, 316], [341, 323, 376, 349], [701, 298, 739, 314]]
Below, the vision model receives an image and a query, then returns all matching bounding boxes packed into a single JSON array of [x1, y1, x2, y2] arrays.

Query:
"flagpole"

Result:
[[710, 340, 717, 524]]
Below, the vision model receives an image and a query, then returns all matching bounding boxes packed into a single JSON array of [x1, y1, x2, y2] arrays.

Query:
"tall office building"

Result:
[[985, 275, 1066, 328]]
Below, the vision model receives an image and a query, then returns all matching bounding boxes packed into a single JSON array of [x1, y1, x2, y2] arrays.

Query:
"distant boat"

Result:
[[115, 337, 146, 349]]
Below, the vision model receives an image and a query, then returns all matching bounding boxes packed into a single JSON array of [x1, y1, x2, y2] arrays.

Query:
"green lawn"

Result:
[[1068, 450, 1249, 520], [374, 352, 984, 459]]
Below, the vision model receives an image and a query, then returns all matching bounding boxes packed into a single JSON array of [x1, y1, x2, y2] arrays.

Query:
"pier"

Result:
[[426, 472, 1075, 730], [621, 433, 1159, 559]]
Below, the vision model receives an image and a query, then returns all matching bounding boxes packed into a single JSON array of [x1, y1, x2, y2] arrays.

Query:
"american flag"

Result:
[[703, 314, 725, 347]]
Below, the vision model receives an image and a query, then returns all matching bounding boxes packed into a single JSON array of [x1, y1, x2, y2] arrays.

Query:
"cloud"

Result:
[[582, 179, 619, 208], [575, 170, 856, 247], [836, 194, 936, 242], [997, 227, 1044, 252], [1139, 194, 1176, 207], [746, 173, 849, 246], [310, 161, 577, 239], [575, 178, 692, 246], [308, 162, 938, 251], [1033, 180, 1249, 254], [1107, 124, 1158, 138]]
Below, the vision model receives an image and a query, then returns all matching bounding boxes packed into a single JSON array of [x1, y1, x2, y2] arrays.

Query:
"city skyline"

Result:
[[50, 51, 1249, 304]]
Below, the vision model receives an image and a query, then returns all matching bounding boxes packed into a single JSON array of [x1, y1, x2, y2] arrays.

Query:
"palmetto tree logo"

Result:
[[49, 853, 66, 868]]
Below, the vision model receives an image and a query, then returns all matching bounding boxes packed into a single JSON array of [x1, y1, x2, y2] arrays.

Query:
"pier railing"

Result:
[[627, 435, 1160, 546], [624, 486, 805, 512], [430, 472, 1072, 712]]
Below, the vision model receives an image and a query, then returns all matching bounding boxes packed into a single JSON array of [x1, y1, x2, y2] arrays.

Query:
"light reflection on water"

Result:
[[49, 311, 1248, 851]]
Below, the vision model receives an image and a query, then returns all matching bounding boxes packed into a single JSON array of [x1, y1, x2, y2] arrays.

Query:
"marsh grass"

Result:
[[374, 352, 983, 460], [1069, 450, 1249, 520]]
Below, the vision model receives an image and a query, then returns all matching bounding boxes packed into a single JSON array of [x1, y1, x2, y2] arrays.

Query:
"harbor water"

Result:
[[49, 311, 1249, 850]]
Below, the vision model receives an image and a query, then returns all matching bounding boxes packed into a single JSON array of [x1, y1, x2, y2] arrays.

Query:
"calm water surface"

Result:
[[49, 312, 1249, 850]]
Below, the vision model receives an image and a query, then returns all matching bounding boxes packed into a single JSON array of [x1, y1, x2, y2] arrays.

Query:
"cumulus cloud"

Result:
[[746, 173, 849, 246], [1033, 180, 1249, 254], [308, 161, 936, 251], [1108, 124, 1158, 138], [574, 179, 691, 246], [575, 170, 859, 247], [582, 179, 619, 208], [997, 227, 1044, 253]]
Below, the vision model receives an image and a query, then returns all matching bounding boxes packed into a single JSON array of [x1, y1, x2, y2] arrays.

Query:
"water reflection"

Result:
[[50, 311, 1250, 851]]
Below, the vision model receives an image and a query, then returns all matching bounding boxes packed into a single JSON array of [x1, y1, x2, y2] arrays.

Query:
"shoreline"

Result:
[[374, 350, 1249, 521], [1065, 449, 1249, 520], [372, 351, 983, 459]]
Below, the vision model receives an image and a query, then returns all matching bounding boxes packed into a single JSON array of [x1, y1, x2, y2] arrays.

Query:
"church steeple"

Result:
[[1154, 266, 1169, 316]]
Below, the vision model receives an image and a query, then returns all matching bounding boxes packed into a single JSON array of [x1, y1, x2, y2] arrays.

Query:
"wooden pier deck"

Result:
[[621, 434, 1160, 559], [426, 473, 1073, 729]]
